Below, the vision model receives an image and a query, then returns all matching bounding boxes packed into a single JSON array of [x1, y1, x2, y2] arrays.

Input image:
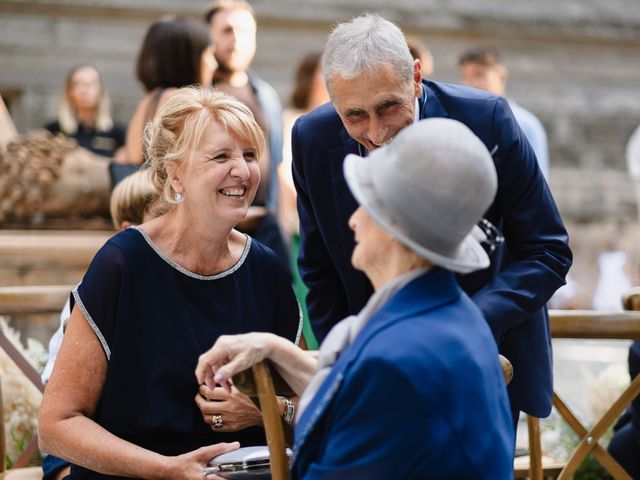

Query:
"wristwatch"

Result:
[[279, 396, 295, 425]]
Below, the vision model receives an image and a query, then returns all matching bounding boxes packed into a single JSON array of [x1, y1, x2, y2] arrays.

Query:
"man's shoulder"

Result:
[[424, 80, 519, 143], [426, 79, 497, 103], [425, 80, 501, 117], [295, 102, 344, 139]]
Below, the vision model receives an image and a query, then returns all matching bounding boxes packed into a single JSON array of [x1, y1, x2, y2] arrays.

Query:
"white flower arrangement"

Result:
[[0, 316, 45, 467]]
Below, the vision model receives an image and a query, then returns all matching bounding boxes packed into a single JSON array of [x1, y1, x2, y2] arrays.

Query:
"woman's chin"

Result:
[[350, 251, 365, 273]]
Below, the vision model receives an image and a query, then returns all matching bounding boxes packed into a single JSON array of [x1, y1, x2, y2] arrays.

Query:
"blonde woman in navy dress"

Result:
[[196, 118, 514, 479], [39, 87, 302, 479]]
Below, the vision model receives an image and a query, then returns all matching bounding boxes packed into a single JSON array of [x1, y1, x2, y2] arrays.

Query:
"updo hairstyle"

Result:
[[143, 86, 266, 203]]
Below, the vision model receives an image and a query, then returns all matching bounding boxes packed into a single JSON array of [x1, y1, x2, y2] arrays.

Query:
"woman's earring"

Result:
[[174, 192, 183, 202]]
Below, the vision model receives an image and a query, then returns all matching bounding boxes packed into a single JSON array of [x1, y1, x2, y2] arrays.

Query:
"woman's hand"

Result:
[[166, 442, 239, 480], [195, 384, 262, 431], [196, 333, 277, 392], [112, 146, 131, 164]]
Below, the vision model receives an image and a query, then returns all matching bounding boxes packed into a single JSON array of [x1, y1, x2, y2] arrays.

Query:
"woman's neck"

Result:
[[143, 208, 242, 276], [368, 248, 431, 291], [75, 108, 96, 128]]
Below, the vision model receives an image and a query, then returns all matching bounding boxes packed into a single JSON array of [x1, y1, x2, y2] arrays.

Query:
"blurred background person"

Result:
[[458, 46, 549, 180], [627, 124, 640, 225], [122, 16, 217, 168], [280, 51, 330, 349], [46, 64, 126, 160], [406, 36, 434, 78], [206, 0, 289, 271], [39, 87, 302, 478], [591, 238, 634, 311], [280, 51, 330, 231]]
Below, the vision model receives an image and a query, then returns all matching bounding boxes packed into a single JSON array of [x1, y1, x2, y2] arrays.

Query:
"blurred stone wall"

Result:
[[1, 0, 640, 305]]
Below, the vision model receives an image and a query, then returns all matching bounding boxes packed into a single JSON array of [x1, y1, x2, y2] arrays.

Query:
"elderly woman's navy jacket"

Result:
[[291, 267, 514, 479]]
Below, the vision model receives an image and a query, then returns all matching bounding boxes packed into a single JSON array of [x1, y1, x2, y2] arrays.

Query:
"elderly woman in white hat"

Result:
[[196, 118, 514, 478]]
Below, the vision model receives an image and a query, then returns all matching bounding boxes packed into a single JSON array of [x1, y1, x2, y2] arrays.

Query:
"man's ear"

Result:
[[413, 59, 423, 96], [497, 64, 508, 88]]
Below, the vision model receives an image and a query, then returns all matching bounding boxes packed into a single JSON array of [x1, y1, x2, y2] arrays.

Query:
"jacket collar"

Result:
[[421, 79, 449, 120]]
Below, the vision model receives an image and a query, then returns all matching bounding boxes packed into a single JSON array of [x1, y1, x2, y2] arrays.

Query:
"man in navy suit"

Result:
[[292, 13, 572, 423]]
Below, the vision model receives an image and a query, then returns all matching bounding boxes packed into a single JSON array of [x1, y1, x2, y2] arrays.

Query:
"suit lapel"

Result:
[[328, 140, 360, 280]]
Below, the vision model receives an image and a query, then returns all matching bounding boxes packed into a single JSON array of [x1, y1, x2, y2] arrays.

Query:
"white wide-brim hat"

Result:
[[344, 118, 498, 274]]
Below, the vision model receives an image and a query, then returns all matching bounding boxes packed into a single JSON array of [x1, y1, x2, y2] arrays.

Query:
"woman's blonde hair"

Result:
[[144, 86, 266, 203], [58, 64, 114, 134], [109, 170, 158, 229]]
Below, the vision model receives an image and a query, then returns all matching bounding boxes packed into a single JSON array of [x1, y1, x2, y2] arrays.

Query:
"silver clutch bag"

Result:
[[204, 446, 293, 479]]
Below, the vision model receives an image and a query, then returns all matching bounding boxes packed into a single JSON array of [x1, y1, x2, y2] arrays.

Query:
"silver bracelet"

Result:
[[280, 396, 295, 425], [203, 466, 221, 476]]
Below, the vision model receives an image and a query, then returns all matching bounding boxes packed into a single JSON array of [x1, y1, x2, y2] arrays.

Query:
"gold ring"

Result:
[[212, 414, 223, 428]]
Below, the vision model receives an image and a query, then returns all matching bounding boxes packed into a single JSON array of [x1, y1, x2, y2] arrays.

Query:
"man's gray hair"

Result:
[[322, 13, 414, 95]]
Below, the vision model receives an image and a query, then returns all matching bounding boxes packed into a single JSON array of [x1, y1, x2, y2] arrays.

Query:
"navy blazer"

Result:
[[292, 268, 514, 479], [292, 79, 572, 417]]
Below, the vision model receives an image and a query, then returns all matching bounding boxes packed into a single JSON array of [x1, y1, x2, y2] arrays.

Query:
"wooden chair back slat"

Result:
[[0, 231, 108, 266], [251, 362, 290, 480], [234, 364, 295, 398], [234, 361, 290, 480], [526, 416, 543, 480], [549, 309, 640, 339], [0, 286, 72, 316]]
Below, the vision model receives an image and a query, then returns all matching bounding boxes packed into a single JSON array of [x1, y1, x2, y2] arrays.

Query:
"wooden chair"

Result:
[[0, 284, 71, 479], [0, 285, 73, 317], [235, 354, 515, 480], [515, 303, 640, 480], [233, 360, 294, 480], [513, 414, 565, 479]]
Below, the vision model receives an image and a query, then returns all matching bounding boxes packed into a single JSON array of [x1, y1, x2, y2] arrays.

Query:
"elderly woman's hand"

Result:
[[195, 384, 262, 431], [196, 333, 277, 392]]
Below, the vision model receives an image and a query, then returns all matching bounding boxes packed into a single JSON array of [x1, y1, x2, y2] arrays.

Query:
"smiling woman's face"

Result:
[[171, 119, 260, 227], [348, 205, 397, 275]]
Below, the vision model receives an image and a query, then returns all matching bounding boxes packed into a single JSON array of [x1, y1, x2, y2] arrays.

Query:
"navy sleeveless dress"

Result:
[[66, 227, 301, 479]]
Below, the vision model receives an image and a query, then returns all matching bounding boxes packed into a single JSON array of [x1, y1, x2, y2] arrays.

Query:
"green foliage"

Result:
[[574, 454, 614, 480], [540, 413, 616, 479]]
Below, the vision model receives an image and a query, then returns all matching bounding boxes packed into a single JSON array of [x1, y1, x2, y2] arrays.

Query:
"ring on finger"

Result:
[[212, 414, 224, 429]]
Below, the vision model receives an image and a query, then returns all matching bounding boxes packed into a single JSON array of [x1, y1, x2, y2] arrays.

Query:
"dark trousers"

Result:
[[608, 341, 640, 479]]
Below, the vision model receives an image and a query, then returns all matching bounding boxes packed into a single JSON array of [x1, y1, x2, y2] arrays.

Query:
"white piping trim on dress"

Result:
[[72, 288, 112, 361], [294, 301, 303, 346], [132, 226, 251, 280]]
